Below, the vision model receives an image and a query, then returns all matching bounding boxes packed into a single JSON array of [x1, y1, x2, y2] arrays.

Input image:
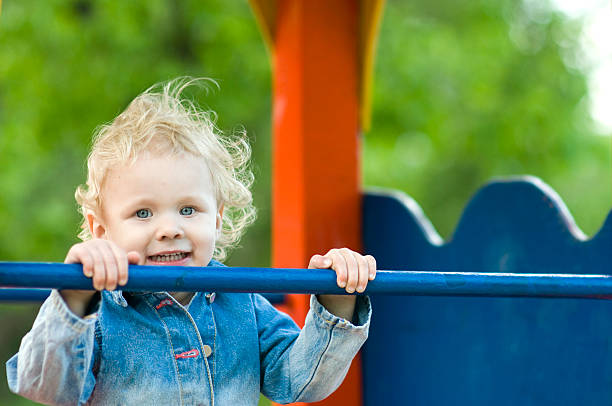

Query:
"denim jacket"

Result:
[[6, 264, 371, 406]]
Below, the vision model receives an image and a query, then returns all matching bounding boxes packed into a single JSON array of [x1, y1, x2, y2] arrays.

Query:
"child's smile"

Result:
[[147, 250, 191, 265], [90, 152, 223, 269]]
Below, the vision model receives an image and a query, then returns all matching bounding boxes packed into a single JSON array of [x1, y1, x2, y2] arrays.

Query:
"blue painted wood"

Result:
[[362, 176, 612, 406], [3, 263, 612, 297]]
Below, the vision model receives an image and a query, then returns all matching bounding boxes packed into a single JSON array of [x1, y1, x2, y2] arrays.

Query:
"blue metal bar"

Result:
[[1, 262, 612, 300], [0, 288, 51, 303]]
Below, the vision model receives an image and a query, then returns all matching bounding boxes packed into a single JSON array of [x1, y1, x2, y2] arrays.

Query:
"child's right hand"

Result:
[[64, 240, 140, 291], [61, 240, 140, 317]]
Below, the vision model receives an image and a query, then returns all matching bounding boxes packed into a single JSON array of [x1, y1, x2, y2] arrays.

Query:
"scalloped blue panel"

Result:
[[362, 177, 612, 405]]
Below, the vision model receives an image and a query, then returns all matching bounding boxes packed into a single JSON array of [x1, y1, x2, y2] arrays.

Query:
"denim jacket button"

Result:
[[202, 345, 212, 358], [205, 292, 216, 304]]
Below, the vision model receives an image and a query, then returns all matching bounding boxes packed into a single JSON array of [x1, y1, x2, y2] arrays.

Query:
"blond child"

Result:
[[6, 79, 375, 405]]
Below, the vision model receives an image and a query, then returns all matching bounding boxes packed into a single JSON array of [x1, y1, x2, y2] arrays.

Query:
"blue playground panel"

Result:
[[362, 176, 612, 405]]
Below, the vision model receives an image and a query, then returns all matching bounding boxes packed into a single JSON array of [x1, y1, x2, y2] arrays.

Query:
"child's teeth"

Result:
[[152, 253, 186, 262]]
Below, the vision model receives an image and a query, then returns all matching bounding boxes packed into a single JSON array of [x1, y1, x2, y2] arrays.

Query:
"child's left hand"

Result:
[[309, 248, 377, 294], [309, 248, 376, 322]]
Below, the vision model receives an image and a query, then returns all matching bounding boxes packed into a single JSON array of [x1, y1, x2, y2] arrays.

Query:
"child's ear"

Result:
[[87, 212, 107, 239], [216, 204, 224, 234]]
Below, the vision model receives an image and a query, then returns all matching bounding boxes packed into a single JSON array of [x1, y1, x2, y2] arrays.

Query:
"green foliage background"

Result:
[[0, 0, 609, 404], [366, 0, 610, 238]]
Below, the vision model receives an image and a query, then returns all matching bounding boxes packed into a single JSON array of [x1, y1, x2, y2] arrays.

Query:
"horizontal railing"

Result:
[[1, 262, 612, 301]]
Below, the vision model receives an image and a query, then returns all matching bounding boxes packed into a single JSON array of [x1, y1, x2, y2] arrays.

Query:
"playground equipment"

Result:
[[3, 175, 612, 406], [2, 0, 612, 405]]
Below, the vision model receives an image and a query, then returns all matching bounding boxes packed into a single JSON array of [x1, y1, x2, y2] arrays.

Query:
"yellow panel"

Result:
[[359, 0, 385, 131], [248, 0, 276, 50]]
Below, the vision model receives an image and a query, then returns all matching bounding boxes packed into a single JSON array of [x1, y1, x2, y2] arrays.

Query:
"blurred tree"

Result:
[[365, 0, 610, 238], [0, 1, 271, 403], [0, 0, 272, 264], [0, 0, 608, 404]]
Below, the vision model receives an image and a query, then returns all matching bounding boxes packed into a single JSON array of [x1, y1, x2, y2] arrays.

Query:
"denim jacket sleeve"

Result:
[[6, 289, 98, 406], [256, 294, 371, 403]]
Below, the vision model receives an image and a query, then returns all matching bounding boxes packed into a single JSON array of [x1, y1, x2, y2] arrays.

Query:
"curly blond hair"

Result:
[[75, 78, 256, 261]]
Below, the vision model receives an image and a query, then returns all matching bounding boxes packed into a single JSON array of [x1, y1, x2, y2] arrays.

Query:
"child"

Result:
[[6, 79, 375, 405]]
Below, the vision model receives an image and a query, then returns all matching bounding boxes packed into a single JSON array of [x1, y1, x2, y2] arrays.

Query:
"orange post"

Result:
[[249, 0, 385, 404], [271, 1, 362, 405]]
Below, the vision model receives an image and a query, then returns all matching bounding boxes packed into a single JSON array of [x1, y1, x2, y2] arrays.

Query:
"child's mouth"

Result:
[[148, 252, 190, 264]]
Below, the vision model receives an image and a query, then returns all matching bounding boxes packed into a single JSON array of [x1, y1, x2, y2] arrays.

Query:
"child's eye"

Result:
[[135, 209, 152, 219], [180, 207, 195, 216]]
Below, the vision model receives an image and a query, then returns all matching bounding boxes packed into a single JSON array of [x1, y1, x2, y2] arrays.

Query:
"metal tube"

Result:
[[1, 262, 612, 300]]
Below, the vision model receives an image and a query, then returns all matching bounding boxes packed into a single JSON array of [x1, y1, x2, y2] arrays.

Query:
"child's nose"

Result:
[[155, 217, 185, 240]]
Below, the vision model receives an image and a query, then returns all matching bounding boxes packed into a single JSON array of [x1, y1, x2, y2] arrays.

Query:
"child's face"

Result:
[[91, 153, 222, 267]]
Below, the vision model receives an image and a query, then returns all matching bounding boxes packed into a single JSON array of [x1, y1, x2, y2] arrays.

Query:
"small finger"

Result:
[[340, 248, 358, 294], [127, 251, 141, 265], [123, 251, 141, 285], [91, 246, 107, 291], [356, 254, 369, 293], [99, 244, 119, 291], [109, 244, 128, 286], [70, 245, 95, 278], [64, 245, 79, 265], [366, 255, 377, 280], [308, 254, 332, 269], [80, 250, 95, 278], [329, 250, 348, 289]]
